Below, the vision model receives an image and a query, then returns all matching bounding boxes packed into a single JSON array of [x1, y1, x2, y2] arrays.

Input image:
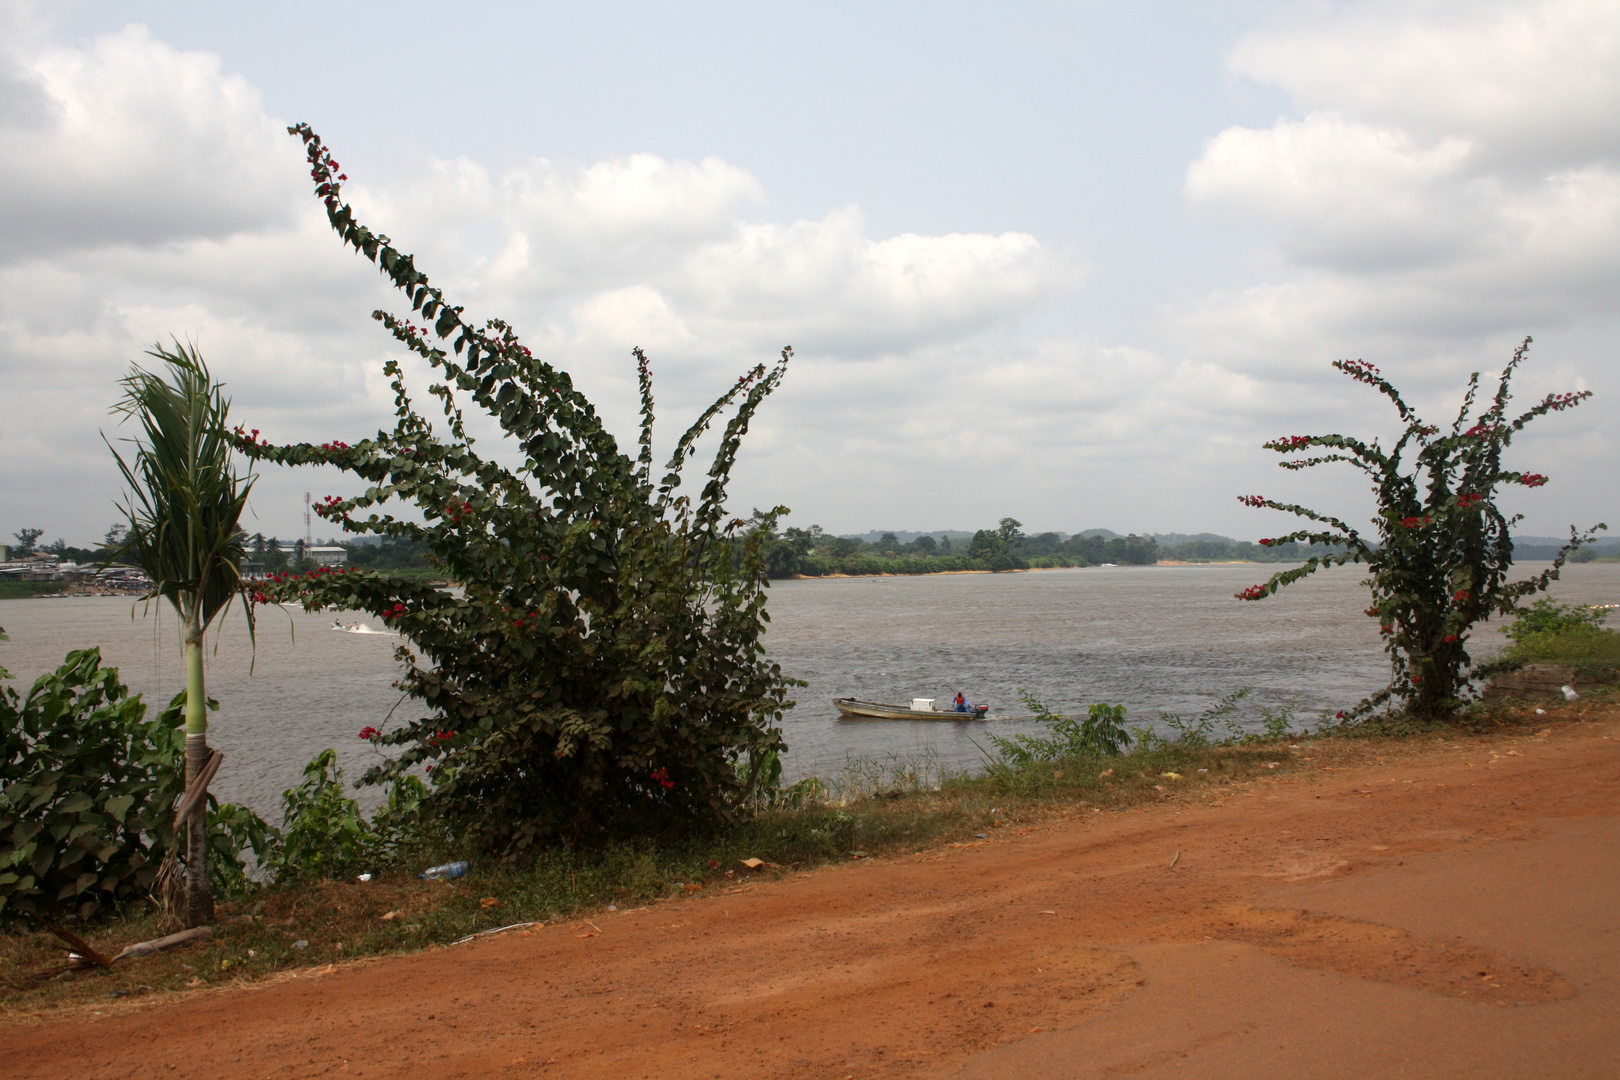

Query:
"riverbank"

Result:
[[4, 696, 1615, 1077]]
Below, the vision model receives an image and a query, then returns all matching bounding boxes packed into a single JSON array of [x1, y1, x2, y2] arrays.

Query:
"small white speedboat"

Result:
[[331, 620, 397, 636]]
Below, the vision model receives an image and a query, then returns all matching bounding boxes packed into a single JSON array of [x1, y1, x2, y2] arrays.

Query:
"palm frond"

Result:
[[106, 340, 256, 639]]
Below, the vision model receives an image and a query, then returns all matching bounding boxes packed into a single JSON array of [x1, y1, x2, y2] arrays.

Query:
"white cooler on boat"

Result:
[[910, 698, 935, 712]]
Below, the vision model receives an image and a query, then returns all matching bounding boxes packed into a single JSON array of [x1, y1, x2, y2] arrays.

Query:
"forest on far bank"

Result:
[[748, 519, 1355, 578]]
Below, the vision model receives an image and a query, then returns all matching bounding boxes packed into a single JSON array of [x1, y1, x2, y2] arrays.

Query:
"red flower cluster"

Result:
[[1258, 538, 1274, 546], [358, 726, 380, 740], [1462, 422, 1501, 438], [1338, 359, 1381, 384], [1235, 585, 1266, 600], [1237, 495, 1268, 508], [1443, 634, 1459, 643], [388, 602, 408, 617], [650, 767, 674, 790], [1335, 710, 1347, 720], [1454, 589, 1469, 601], [1519, 474, 1548, 487], [1541, 391, 1588, 412], [248, 589, 272, 605], [1364, 605, 1380, 616], [428, 729, 456, 747], [319, 441, 350, 453], [1272, 435, 1312, 449], [1457, 493, 1482, 509], [232, 425, 270, 449], [444, 499, 473, 521], [1399, 516, 1430, 529]]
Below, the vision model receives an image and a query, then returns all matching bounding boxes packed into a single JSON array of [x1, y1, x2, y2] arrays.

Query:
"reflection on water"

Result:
[[3, 563, 1617, 815]]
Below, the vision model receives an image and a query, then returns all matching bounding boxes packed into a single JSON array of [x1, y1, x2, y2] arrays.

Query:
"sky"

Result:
[[2, 0, 1616, 546]]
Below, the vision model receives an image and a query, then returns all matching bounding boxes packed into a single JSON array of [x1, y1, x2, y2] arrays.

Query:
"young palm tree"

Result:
[[108, 341, 254, 927]]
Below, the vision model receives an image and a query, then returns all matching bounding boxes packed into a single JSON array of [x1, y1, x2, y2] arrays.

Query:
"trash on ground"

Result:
[[380, 910, 405, 921], [1561, 685, 1580, 701], [357, 873, 372, 883], [420, 860, 469, 881], [480, 897, 502, 910], [292, 940, 309, 950], [451, 921, 540, 946], [740, 857, 765, 869]]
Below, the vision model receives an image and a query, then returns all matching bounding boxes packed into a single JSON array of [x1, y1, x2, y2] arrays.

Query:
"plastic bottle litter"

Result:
[[419, 861, 469, 881], [1561, 685, 1580, 702], [357, 873, 373, 883]]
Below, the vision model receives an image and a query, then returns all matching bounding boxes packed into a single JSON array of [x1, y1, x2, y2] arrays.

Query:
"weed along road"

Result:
[[8, 712, 1620, 1079]]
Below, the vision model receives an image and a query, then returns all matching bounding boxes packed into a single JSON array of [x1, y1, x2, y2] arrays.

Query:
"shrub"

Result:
[[1503, 597, 1612, 641], [0, 641, 183, 921], [1235, 339, 1604, 721], [242, 126, 796, 854], [0, 634, 281, 921], [1497, 599, 1620, 679], [984, 692, 1132, 767]]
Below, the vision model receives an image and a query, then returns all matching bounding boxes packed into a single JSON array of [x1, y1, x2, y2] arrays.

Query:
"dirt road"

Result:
[[9, 716, 1619, 1079]]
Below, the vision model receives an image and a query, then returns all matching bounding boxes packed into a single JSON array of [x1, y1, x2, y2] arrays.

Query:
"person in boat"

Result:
[[954, 692, 968, 713]]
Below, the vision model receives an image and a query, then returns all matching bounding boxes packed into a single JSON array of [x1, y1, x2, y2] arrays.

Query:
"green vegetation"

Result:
[[107, 341, 256, 927], [1157, 535, 1348, 563], [1498, 599, 1620, 680], [0, 639, 182, 921], [756, 518, 1161, 577], [0, 581, 64, 600], [0, 637, 271, 923], [239, 125, 796, 855], [1235, 338, 1604, 722]]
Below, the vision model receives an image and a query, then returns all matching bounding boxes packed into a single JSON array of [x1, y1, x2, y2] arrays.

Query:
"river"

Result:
[[3, 562, 1616, 817]]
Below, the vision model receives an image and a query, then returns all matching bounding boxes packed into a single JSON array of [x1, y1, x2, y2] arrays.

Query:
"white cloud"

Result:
[[1224, 0, 1620, 167], [1179, 1, 1620, 361], [0, 24, 298, 261], [0, 17, 1071, 542]]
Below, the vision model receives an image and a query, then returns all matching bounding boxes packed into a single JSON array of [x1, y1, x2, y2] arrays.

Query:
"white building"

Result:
[[305, 545, 349, 567]]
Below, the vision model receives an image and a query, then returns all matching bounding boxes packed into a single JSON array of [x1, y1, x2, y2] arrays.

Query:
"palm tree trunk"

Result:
[[183, 609, 214, 927]]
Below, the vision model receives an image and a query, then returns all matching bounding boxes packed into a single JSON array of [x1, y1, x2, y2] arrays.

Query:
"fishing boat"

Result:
[[833, 697, 989, 720]]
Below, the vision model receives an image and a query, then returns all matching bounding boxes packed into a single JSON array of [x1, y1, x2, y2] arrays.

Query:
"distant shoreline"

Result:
[[786, 561, 1287, 581]]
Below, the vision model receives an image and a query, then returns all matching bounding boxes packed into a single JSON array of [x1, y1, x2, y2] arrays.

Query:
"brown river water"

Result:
[[3, 562, 1617, 816]]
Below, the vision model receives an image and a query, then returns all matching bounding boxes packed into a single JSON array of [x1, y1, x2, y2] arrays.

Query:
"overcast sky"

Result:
[[2, 0, 1616, 546]]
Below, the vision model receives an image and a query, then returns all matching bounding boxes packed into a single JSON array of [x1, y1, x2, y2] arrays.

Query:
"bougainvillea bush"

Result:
[[242, 125, 797, 854], [1236, 339, 1604, 722]]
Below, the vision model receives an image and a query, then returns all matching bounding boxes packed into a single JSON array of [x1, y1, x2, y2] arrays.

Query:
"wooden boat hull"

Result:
[[833, 697, 989, 720]]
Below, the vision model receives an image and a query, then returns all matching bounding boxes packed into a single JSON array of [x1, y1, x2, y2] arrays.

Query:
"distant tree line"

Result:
[[751, 517, 1161, 578], [1157, 536, 1350, 563]]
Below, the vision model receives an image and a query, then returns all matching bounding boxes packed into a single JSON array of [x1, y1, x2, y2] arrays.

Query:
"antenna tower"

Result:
[[304, 492, 313, 550]]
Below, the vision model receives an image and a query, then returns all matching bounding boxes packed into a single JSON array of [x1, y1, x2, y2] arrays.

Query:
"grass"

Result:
[[1498, 627, 1620, 680], [1, 696, 1604, 1015]]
